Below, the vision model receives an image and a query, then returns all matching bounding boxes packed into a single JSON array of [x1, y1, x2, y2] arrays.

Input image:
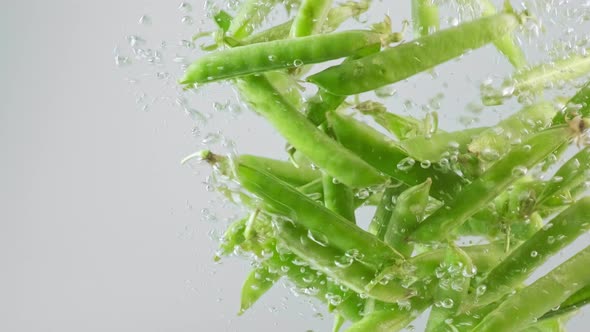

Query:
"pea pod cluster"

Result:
[[179, 1, 590, 331]]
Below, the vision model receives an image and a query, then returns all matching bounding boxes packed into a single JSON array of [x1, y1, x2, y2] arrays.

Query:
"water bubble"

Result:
[[420, 160, 432, 168], [356, 189, 370, 199], [375, 85, 397, 98], [181, 16, 193, 25], [476, 285, 487, 297], [512, 166, 528, 177], [435, 298, 454, 308], [397, 157, 416, 171], [325, 293, 343, 306], [307, 230, 329, 247], [138, 15, 152, 25], [178, 2, 192, 12], [293, 59, 304, 67], [530, 250, 538, 258], [334, 255, 354, 268], [268, 55, 277, 62]]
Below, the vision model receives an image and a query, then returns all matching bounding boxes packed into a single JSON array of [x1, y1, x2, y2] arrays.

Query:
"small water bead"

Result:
[[356, 189, 370, 199], [293, 59, 304, 67], [476, 285, 487, 297], [512, 166, 529, 177], [181, 16, 193, 25], [178, 2, 192, 12], [268, 54, 277, 62], [375, 85, 397, 98], [325, 293, 343, 306], [332, 178, 340, 185], [397, 157, 416, 171], [201, 132, 223, 145], [114, 55, 131, 66], [307, 230, 329, 247], [334, 255, 354, 268], [436, 298, 454, 309], [138, 15, 152, 25]]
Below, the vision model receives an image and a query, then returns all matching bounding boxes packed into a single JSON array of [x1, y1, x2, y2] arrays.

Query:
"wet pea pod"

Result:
[[472, 245, 590, 332], [181, 30, 386, 85], [239, 266, 280, 314], [539, 284, 590, 321], [466, 197, 590, 308], [552, 80, 590, 126], [327, 111, 466, 201], [236, 163, 403, 269], [411, 125, 576, 243], [236, 74, 386, 188], [412, 0, 439, 38], [290, 0, 333, 37], [308, 11, 523, 95]]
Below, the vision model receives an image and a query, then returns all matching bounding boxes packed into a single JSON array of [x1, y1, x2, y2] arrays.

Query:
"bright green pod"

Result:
[[236, 163, 403, 269], [290, 0, 333, 37], [238, 154, 320, 186], [472, 246, 590, 332], [368, 186, 398, 239], [275, 221, 409, 303], [308, 12, 521, 95], [412, 0, 439, 38], [425, 246, 474, 332], [239, 266, 280, 314], [236, 75, 386, 188], [326, 111, 465, 201], [305, 88, 347, 127], [537, 147, 590, 206], [384, 179, 432, 257], [469, 197, 590, 307], [411, 126, 575, 242], [181, 30, 384, 84], [322, 173, 356, 223]]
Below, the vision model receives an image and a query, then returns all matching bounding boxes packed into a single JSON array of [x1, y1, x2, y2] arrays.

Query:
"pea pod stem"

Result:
[[308, 12, 522, 95], [467, 196, 590, 308], [181, 30, 384, 84], [236, 163, 403, 269], [236, 74, 386, 188], [472, 245, 590, 332], [411, 126, 575, 242], [327, 111, 465, 201]]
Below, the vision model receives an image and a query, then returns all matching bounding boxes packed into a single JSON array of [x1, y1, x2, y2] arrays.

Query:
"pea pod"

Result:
[[275, 221, 409, 303], [368, 186, 399, 239], [537, 147, 590, 206], [469, 197, 590, 307], [411, 126, 575, 242], [305, 89, 348, 126], [384, 179, 432, 257], [472, 245, 590, 332], [227, 0, 279, 39], [400, 127, 487, 162], [552, 81, 590, 125], [540, 284, 590, 320], [425, 246, 473, 332], [412, 0, 439, 38], [308, 12, 522, 95], [236, 163, 403, 269], [236, 74, 386, 188], [290, 0, 333, 37], [327, 111, 465, 201], [181, 30, 385, 84], [323, 173, 356, 223], [239, 266, 280, 314], [357, 101, 424, 140]]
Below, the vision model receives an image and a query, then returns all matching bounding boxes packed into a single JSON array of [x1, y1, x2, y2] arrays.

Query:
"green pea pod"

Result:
[[540, 284, 590, 321], [181, 30, 384, 84], [411, 126, 575, 242], [345, 294, 431, 332], [425, 246, 473, 332], [236, 74, 386, 188], [323, 173, 356, 223], [537, 147, 590, 206], [400, 127, 487, 162], [368, 186, 398, 239], [239, 266, 280, 314], [305, 88, 347, 126], [290, 0, 333, 37], [332, 314, 346, 332], [308, 12, 521, 95], [478, 0, 527, 68], [467, 102, 556, 165], [227, 0, 279, 39], [275, 221, 409, 303], [469, 196, 590, 307], [552, 81, 590, 125], [326, 111, 465, 201], [356, 101, 424, 140], [521, 316, 567, 332], [217, 217, 248, 258], [385, 179, 432, 257], [472, 246, 590, 332], [236, 163, 403, 269], [238, 154, 320, 186], [412, 0, 439, 38]]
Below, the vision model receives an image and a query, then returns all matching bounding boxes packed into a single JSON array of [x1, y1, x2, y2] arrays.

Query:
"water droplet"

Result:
[[334, 255, 354, 268], [436, 298, 454, 308], [476, 285, 487, 297], [178, 2, 192, 12], [397, 157, 416, 171], [530, 250, 538, 257], [138, 15, 152, 25], [512, 166, 528, 177], [375, 85, 397, 98], [181, 16, 193, 25], [307, 230, 329, 247], [293, 59, 304, 67], [114, 55, 131, 66]]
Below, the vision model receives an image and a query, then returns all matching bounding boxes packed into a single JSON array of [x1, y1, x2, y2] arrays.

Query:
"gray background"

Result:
[[2, 0, 589, 331]]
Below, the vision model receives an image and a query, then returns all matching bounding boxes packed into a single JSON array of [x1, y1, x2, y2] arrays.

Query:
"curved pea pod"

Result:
[[332, 314, 346, 332], [326, 111, 465, 201], [227, 0, 279, 39], [275, 221, 409, 303], [308, 12, 521, 95], [425, 246, 474, 332], [472, 246, 590, 332], [236, 163, 403, 269], [484, 52, 590, 105], [239, 266, 280, 314], [181, 30, 384, 84], [537, 146, 590, 206], [384, 179, 432, 258], [236, 75, 386, 188], [345, 295, 431, 332], [552, 80, 590, 126], [400, 127, 487, 162], [368, 186, 398, 239], [217, 217, 248, 258], [305, 89, 348, 126], [540, 284, 590, 321], [467, 102, 556, 165], [467, 196, 590, 308], [290, 0, 333, 37], [322, 173, 356, 223], [412, 0, 439, 38], [411, 126, 575, 242]]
